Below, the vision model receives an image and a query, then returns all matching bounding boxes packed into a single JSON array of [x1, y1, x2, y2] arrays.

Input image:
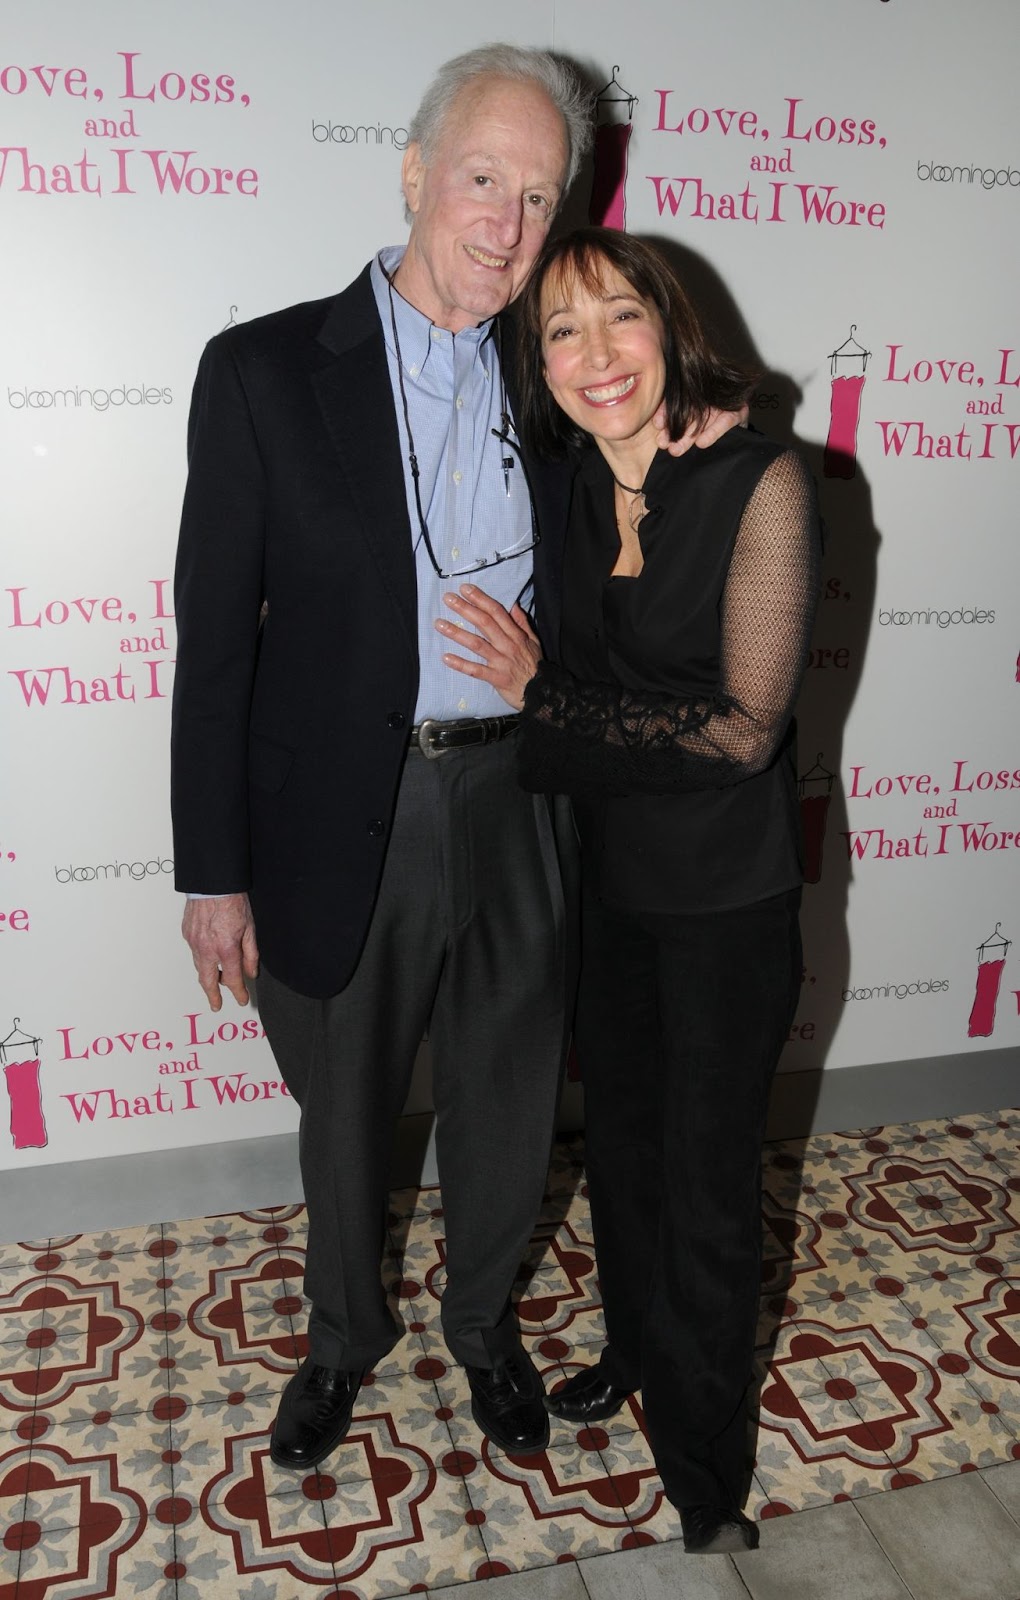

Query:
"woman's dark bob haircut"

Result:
[[515, 227, 757, 458]]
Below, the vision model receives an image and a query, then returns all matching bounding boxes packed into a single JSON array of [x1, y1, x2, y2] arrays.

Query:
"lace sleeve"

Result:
[[518, 449, 821, 796]]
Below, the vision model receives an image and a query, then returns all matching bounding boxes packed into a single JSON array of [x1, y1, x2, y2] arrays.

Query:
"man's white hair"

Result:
[[404, 43, 592, 221]]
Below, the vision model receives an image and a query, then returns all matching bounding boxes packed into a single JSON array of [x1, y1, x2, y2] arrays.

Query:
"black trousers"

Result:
[[256, 735, 569, 1373], [575, 879, 802, 1511]]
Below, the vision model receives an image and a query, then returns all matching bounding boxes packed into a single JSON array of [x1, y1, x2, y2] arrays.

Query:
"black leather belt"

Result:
[[409, 715, 519, 759]]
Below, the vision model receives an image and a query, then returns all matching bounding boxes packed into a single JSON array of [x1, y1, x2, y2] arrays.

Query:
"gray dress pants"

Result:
[[256, 733, 569, 1372]]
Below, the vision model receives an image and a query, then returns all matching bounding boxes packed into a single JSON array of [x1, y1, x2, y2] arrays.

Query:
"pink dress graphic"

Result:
[[589, 68, 637, 231], [590, 124, 632, 228], [967, 925, 1010, 1038], [1, 1018, 47, 1149], [824, 327, 870, 480], [798, 755, 835, 885]]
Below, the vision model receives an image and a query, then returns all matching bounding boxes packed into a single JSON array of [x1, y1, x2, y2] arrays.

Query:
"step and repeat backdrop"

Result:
[[2, 0, 1018, 1170]]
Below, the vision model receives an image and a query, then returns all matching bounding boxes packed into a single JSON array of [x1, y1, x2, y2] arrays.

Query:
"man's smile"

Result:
[[464, 243, 510, 269]]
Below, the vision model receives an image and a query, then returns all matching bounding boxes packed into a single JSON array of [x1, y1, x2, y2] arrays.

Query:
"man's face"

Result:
[[396, 75, 569, 333]]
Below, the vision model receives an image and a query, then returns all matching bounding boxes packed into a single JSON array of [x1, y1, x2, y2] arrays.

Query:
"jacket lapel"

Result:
[[310, 266, 418, 655]]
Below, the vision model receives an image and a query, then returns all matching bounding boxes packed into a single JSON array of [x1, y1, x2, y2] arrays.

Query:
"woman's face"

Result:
[[539, 258, 667, 454]]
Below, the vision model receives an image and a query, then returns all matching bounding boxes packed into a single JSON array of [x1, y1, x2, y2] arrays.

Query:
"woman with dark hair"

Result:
[[435, 228, 821, 1553]]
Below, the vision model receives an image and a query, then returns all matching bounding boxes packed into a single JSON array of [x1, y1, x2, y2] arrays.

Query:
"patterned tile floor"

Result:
[[1, 1106, 1018, 1599]]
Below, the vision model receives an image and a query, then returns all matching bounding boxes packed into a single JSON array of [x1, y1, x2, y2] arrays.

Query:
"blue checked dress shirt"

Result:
[[371, 247, 535, 722]]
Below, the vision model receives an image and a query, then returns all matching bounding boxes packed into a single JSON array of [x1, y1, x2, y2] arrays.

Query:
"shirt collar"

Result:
[[371, 247, 495, 379]]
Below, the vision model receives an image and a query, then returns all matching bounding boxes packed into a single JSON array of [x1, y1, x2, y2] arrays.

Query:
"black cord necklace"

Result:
[[610, 470, 644, 496], [609, 465, 650, 533]]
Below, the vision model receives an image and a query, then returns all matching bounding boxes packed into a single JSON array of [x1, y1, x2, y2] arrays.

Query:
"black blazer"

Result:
[[517, 432, 821, 916], [171, 265, 570, 998]]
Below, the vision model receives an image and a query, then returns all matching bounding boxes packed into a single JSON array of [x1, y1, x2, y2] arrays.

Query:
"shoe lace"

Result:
[[306, 1365, 348, 1418], [492, 1356, 528, 1402]]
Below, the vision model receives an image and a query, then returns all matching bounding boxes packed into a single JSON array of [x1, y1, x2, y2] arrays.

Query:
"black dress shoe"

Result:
[[680, 1504, 760, 1554], [269, 1360, 361, 1470], [545, 1364, 632, 1424], [465, 1349, 550, 1454]]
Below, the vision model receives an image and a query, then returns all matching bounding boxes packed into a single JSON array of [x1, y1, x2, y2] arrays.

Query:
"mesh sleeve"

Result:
[[518, 450, 821, 796]]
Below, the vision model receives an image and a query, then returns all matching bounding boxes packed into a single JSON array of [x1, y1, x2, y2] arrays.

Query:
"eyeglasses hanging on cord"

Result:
[[383, 265, 541, 581]]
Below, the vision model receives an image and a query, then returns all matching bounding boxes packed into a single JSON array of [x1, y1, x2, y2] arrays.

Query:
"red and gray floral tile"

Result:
[[2, 1111, 1019, 1597]]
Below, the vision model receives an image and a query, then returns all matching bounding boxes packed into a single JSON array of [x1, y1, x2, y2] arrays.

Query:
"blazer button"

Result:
[[367, 819, 385, 838], [387, 712, 406, 730]]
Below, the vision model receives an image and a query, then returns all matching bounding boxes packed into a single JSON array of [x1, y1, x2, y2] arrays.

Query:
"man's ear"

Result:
[[401, 142, 425, 215]]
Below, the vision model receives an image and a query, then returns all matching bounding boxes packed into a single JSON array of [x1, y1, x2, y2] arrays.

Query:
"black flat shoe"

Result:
[[545, 1364, 632, 1423], [269, 1360, 361, 1469], [680, 1504, 760, 1554], [466, 1349, 550, 1454]]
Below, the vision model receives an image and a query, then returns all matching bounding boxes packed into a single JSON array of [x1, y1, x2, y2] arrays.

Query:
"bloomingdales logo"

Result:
[[8, 384, 173, 413], [312, 119, 408, 150], [55, 856, 174, 884], [879, 607, 994, 628], [917, 161, 1020, 191], [842, 979, 949, 1002]]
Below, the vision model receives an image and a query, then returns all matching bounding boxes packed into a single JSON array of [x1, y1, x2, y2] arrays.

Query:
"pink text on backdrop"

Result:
[[652, 93, 885, 149], [646, 176, 885, 228], [0, 147, 259, 197], [875, 421, 1020, 460], [8, 660, 174, 706]]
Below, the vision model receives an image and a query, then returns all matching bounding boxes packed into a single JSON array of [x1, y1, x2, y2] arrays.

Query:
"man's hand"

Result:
[[655, 402, 750, 457], [435, 585, 542, 711], [182, 893, 259, 1011]]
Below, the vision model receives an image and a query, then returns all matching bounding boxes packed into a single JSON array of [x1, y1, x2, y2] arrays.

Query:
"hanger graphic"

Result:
[[976, 923, 1011, 962], [828, 325, 870, 377], [798, 753, 835, 795], [0, 1017, 42, 1065], [596, 66, 637, 120]]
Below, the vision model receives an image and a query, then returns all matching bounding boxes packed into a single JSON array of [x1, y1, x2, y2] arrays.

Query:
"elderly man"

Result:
[[172, 44, 591, 1469], [172, 44, 730, 1473]]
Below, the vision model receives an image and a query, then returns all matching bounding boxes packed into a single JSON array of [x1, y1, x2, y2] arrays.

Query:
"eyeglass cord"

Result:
[[381, 261, 539, 581]]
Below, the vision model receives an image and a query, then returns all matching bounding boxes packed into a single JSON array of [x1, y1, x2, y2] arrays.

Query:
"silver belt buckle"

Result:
[[416, 718, 444, 759]]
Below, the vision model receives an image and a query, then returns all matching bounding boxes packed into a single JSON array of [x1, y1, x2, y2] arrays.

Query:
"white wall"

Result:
[[2, 0, 1018, 1170]]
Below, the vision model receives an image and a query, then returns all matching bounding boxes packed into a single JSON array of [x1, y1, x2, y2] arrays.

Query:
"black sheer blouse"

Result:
[[518, 428, 822, 914]]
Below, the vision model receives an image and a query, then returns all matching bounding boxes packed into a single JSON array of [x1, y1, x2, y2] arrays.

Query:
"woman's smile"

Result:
[[581, 374, 640, 405]]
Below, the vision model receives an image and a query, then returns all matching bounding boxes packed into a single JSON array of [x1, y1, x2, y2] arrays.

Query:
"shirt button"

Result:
[[386, 712, 406, 730], [431, 329, 442, 342], [408, 363, 420, 379], [452, 470, 463, 484], [367, 819, 385, 838], [456, 396, 464, 409], [451, 547, 460, 560]]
